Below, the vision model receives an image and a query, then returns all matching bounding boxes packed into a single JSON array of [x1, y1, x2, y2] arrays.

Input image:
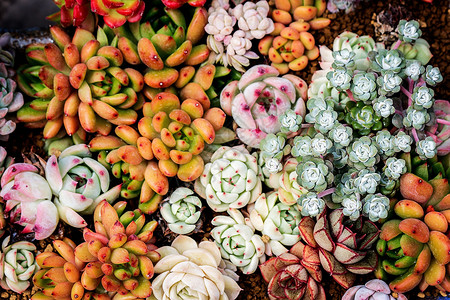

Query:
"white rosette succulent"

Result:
[[329, 123, 353, 148], [223, 30, 259, 72], [211, 208, 266, 274], [262, 157, 282, 176], [398, 20, 422, 43], [205, 8, 236, 42], [296, 156, 334, 193], [299, 192, 325, 217], [310, 133, 333, 157], [0, 236, 37, 293], [279, 109, 302, 133], [354, 169, 381, 195], [231, 1, 274, 40], [374, 130, 395, 157], [248, 192, 301, 256], [411, 86, 434, 110], [209, 0, 230, 11], [393, 131, 413, 153], [160, 187, 202, 235], [404, 60, 424, 81], [195, 146, 262, 212], [373, 96, 395, 118], [291, 135, 312, 157], [266, 158, 307, 206], [151, 235, 242, 300], [383, 157, 406, 180], [416, 136, 437, 160], [342, 194, 362, 221], [362, 194, 390, 222], [403, 107, 430, 130], [348, 136, 379, 170], [423, 65, 443, 86]]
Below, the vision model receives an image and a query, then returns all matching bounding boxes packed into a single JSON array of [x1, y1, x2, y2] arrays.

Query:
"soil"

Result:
[[0, 0, 449, 299]]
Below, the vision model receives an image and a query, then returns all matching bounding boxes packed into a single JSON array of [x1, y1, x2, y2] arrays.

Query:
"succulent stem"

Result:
[[346, 89, 357, 102], [392, 39, 402, 50], [317, 188, 336, 198], [408, 78, 414, 93], [395, 109, 404, 116], [412, 127, 420, 143], [436, 118, 450, 126], [301, 124, 313, 128]]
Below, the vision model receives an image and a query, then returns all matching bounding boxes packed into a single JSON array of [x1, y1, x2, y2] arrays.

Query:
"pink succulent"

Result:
[[220, 65, 307, 148]]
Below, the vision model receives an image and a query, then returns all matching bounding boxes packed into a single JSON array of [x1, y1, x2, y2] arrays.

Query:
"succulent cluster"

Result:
[[258, 0, 330, 73]]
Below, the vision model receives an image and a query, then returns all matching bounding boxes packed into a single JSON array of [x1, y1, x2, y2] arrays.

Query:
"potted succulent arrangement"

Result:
[[0, 0, 448, 299]]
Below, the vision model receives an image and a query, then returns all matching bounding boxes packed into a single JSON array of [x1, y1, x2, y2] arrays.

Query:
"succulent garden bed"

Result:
[[0, 0, 449, 300]]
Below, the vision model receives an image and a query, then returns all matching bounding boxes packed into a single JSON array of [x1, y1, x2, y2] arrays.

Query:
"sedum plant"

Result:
[[0, 236, 37, 294], [160, 187, 202, 235], [150, 235, 241, 300]]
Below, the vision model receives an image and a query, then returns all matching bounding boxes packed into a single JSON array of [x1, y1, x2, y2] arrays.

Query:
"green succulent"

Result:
[[328, 123, 353, 148], [291, 135, 312, 158], [305, 97, 335, 124], [423, 65, 443, 86], [327, 67, 352, 91], [310, 133, 333, 157], [298, 192, 325, 217], [341, 194, 362, 221], [345, 101, 383, 135], [416, 136, 437, 160], [411, 86, 434, 110], [331, 148, 349, 169], [392, 131, 413, 153], [354, 169, 381, 195], [383, 157, 407, 180], [369, 49, 405, 74], [260, 133, 287, 160], [314, 109, 338, 133], [296, 157, 333, 193], [348, 136, 379, 170], [379, 173, 399, 197], [398, 20, 422, 43], [362, 193, 389, 222], [351, 72, 377, 103], [374, 130, 395, 157], [279, 109, 303, 133], [373, 96, 395, 118], [377, 71, 402, 96], [402, 107, 430, 130], [332, 49, 356, 70], [404, 60, 424, 81], [332, 170, 357, 204]]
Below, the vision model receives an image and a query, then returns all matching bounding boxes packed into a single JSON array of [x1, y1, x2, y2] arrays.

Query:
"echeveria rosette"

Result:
[[329, 123, 353, 149], [354, 170, 381, 195], [332, 170, 357, 204], [341, 194, 362, 221], [416, 136, 437, 160], [383, 157, 407, 180], [305, 97, 336, 124], [195, 146, 262, 212], [402, 107, 430, 130], [231, 1, 274, 40], [299, 192, 325, 217], [1, 163, 58, 240], [362, 193, 389, 222], [373, 96, 395, 118], [369, 49, 405, 74], [310, 133, 333, 157], [152, 235, 242, 300], [248, 192, 301, 256], [296, 157, 334, 193], [351, 72, 377, 103], [379, 173, 399, 197], [411, 86, 434, 110], [348, 136, 379, 170], [45, 144, 121, 226], [404, 60, 424, 81], [291, 135, 312, 158], [261, 157, 283, 178], [327, 67, 352, 91], [377, 71, 402, 96], [279, 109, 303, 134], [314, 109, 338, 134], [211, 208, 265, 274], [345, 101, 383, 135], [374, 130, 395, 157], [220, 65, 307, 147], [332, 49, 356, 70], [331, 148, 349, 169], [259, 133, 286, 160], [398, 20, 422, 43], [205, 7, 236, 42], [423, 65, 443, 86], [0, 236, 37, 294], [160, 187, 202, 235], [393, 131, 413, 153]]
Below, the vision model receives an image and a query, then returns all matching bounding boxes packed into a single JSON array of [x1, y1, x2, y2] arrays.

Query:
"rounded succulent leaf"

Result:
[[383, 157, 406, 180], [299, 192, 325, 217], [416, 136, 437, 160], [423, 65, 443, 86], [411, 86, 434, 110], [351, 72, 377, 102], [362, 193, 389, 222], [398, 20, 422, 43]]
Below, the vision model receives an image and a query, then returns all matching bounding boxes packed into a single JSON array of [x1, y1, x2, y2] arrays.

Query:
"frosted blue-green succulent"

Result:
[[404, 60, 424, 81], [305, 97, 336, 124], [373, 96, 395, 118], [383, 157, 406, 180], [377, 71, 402, 96], [332, 49, 356, 69], [342, 194, 362, 221], [416, 136, 437, 160], [331, 148, 349, 169], [393, 131, 413, 153], [296, 157, 333, 192], [298, 192, 325, 217], [160, 187, 202, 235], [379, 173, 398, 197], [354, 169, 381, 195], [411, 86, 434, 110], [291, 135, 312, 158], [351, 72, 377, 103], [279, 109, 302, 133], [403, 107, 430, 130], [310, 133, 333, 157], [314, 109, 338, 133], [327, 67, 352, 91], [262, 157, 282, 177], [260, 133, 287, 160], [332, 170, 357, 204], [398, 20, 422, 43], [423, 65, 443, 86], [345, 102, 382, 135], [348, 136, 379, 169], [374, 130, 395, 157], [362, 193, 389, 222], [370, 49, 405, 74], [328, 123, 353, 148]]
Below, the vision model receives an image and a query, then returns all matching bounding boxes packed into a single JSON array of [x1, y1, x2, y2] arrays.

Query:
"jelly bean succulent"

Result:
[[220, 64, 307, 147], [160, 187, 202, 235], [259, 240, 326, 300], [32, 200, 159, 299], [150, 235, 241, 300], [91, 0, 146, 28], [0, 236, 37, 294]]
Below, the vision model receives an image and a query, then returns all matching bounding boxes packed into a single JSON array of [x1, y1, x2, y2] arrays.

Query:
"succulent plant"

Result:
[[0, 33, 15, 67], [345, 101, 384, 135], [299, 208, 380, 289], [1, 162, 59, 240], [32, 200, 160, 299], [160, 0, 207, 10], [280, 109, 303, 133], [47, 0, 95, 30], [341, 194, 362, 221], [91, 0, 145, 28], [211, 208, 265, 274], [328, 123, 353, 148], [354, 169, 381, 195], [375, 153, 450, 293], [362, 193, 390, 222], [17, 26, 144, 138], [327, 0, 360, 13], [220, 65, 307, 147], [195, 146, 262, 212], [404, 59, 424, 81], [397, 20, 422, 43], [296, 157, 333, 193], [259, 240, 326, 300], [402, 107, 430, 130], [45, 144, 121, 226], [383, 157, 407, 180], [160, 187, 202, 235], [299, 192, 325, 218], [351, 72, 378, 103], [373, 96, 395, 119], [416, 136, 437, 160], [370, 49, 405, 75], [258, 0, 330, 73], [343, 279, 408, 300], [151, 235, 241, 300], [259, 133, 288, 160], [423, 65, 443, 86], [411, 86, 434, 110], [248, 192, 301, 256], [327, 67, 352, 91], [393, 131, 413, 153], [348, 136, 379, 170], [231, 1, 274, 40], [0, 236, 37, 294]]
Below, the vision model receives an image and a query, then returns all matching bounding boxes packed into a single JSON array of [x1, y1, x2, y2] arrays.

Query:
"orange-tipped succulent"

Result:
[[91, 0, 145, 29], [17, 26, 144, 138], [32, 200, 159, 300], [376, 153, 450, 294]]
